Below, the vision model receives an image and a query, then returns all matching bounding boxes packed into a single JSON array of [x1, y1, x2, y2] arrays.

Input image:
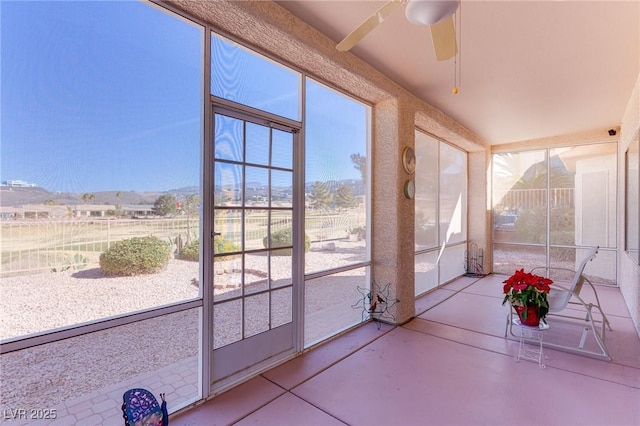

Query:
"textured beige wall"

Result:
[[619, 74, 640, 336], [467, 150, 492, 274], [371, 99, 417, 323], [168, 0, 488, 324]]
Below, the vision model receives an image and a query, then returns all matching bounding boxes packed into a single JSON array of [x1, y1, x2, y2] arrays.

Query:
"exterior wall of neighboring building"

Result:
[[0, 204, 69, 220], [1, 180, 38, 187], [619, 74, 640, 336], [123, 205, 154, 218], [574, 151, 618, 284], [72, 205, 116, 217], [1, 204, 159, 220]]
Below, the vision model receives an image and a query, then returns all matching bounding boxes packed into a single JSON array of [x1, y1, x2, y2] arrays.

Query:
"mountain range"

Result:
[[0, 186, 197, 207], [0, 180, 364, 207]]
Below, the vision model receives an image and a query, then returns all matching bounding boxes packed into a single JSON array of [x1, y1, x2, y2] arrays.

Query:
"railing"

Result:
[[1, 211, 365, 277], [0, 218, 196, 276], [495, 188, 574, 211]]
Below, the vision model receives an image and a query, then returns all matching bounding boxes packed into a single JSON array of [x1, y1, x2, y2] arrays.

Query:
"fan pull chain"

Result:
[[452, 1, 462, 94], [453, 55, 458, 94]]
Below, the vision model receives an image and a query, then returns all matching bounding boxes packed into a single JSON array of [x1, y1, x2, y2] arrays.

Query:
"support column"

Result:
[[372, 98, 415, 324], [468, 150, 491, 274]]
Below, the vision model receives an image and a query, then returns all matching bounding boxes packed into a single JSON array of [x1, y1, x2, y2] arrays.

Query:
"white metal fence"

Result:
[[495, 188, 574, 211], [1, 212, 365, 277]]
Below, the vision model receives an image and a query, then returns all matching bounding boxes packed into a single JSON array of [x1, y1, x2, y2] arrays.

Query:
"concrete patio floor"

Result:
[[172, 274, 640, 426], [8, 274, 638, 425]]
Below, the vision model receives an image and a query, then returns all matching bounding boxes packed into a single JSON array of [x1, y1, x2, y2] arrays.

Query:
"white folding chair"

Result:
[[505, 246, 612, 360]]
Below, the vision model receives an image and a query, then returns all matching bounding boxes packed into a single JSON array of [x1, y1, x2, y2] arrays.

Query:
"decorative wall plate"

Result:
[[402, 146, 416, 174], [404, 179, 415, 199]]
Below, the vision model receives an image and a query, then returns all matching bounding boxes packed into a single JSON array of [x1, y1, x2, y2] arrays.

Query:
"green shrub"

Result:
[[50, 253, 89, 273], [350, 226, 366, 241], [179, 239, 200, 261], [515, 207, 576, 261], [178, 237, 242, 262], [100, 236, 170, 276], [263, 228, 310, 255], [515, 208, 546, 243], [516, 207, 575, 244], [177, 231, 311, 261], [213, 235, 241, 255]]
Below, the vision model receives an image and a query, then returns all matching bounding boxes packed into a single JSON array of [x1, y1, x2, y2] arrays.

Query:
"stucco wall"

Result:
[[619, 74, 640, 337]]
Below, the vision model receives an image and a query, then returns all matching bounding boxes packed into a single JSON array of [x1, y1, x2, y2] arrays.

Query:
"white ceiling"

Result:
[[276, 0, 640, 145]]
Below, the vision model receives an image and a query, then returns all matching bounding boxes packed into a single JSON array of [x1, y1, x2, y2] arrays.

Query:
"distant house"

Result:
[[72, 204, 116, 218], [0, 206, 22, 220], [0, 203, 157, 220], [122, 205, 155, 218], [1, 180, 38, 188], [0, 204, 68, 220]]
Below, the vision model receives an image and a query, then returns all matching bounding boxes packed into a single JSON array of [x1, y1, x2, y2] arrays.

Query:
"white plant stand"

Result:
[[512, 318, 549, 369]]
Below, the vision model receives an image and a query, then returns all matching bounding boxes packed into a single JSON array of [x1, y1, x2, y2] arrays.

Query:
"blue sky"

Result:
[[1, 1, 367, 194], [2, 1, 202, 193]]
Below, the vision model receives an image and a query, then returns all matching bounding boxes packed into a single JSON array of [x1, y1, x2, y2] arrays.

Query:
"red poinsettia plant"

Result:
[[502, 268, 553, 323]]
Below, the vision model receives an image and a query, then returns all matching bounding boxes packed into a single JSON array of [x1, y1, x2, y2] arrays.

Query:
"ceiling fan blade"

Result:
[[336, 0, 403, 51], [430, 15, 457, 61]]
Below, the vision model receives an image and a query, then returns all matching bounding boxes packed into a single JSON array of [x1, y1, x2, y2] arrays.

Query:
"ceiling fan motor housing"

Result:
[[405, 0, 459, 25]]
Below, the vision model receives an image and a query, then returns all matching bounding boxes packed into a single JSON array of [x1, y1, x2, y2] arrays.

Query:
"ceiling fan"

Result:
[[336, 0, 459, 61]]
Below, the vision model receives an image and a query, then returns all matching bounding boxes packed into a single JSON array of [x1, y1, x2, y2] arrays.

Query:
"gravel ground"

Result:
[[0, 239, 367, 413], [0, 259, 201, 414], [0, 310, 199, 415], [0, 259, 200, 340], [0, 240, 367, 340]]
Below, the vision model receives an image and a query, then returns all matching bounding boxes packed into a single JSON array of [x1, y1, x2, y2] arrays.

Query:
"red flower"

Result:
[[533, 277, 552, 293], [502, 268, 554, 322], [502, 268, 528, 293]]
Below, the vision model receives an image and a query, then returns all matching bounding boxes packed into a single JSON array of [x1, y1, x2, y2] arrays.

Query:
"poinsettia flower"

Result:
[[503, 269, 526, 290], [501, 268, 554, 323], [533, 277, 552, 293]]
